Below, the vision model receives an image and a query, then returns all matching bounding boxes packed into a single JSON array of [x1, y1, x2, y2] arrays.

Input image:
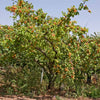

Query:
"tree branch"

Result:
[[34, 59, 49, 78], [35, 47, 51, 60], [44, 36, 57, 59]]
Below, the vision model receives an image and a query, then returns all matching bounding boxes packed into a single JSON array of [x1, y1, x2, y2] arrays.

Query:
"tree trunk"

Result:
[[48, 78, 54, 89], [47, 73, 57, 90], [87, 74, 91, 84]]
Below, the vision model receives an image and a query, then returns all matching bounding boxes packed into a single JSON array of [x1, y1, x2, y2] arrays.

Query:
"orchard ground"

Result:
[[0, 95, 100, 100]]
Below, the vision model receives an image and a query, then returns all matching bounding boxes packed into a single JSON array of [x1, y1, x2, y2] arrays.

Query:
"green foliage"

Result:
[[85, 85, 100, 98]]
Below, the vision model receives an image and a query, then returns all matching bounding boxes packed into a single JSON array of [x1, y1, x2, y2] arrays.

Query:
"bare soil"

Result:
[[0, 95, 100, 100]]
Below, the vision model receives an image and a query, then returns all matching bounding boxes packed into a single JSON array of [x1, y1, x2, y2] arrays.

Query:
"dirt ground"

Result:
[[0, 95, 100, 100]]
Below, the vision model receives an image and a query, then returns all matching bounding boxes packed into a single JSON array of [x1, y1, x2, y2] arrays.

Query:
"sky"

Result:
[[0, 0, 100, 36]]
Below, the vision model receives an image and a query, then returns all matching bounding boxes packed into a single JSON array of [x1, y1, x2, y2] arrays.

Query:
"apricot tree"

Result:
[[0, 0, 97, 90]]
